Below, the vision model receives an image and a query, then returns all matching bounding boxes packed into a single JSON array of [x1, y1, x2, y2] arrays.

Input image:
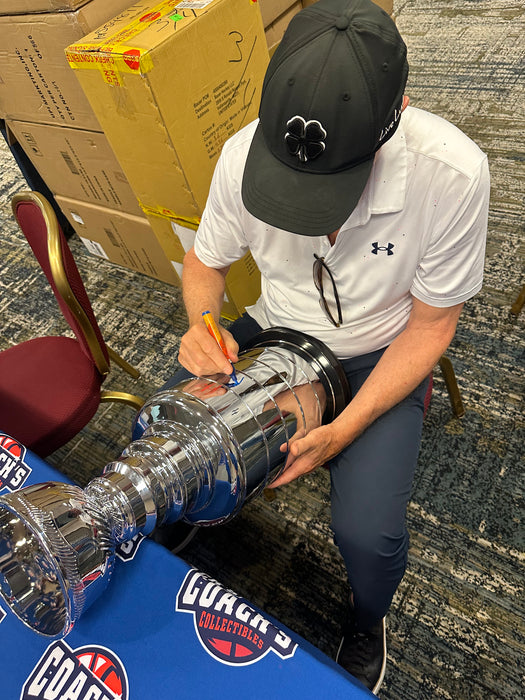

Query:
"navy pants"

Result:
[[162, 314, 429, 630]]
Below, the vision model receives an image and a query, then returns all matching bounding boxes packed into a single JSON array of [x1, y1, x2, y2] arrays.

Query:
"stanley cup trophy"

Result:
[[0, 328, 349, 640]]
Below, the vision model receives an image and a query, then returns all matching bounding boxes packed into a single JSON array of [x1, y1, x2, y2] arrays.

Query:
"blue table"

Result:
[[0, 432, 374, 699]]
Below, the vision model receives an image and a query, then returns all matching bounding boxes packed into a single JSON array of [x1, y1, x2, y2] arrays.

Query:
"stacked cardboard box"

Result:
[[6, 120, 143, 216], [0, 0, 179, 284], [0, 0, 132, 129], [0, 1, 87, 16], [1, 0, 273, 316], [63, 0, 269, 318], [60, 0, 348, 318], [262, 0, 303, 54], [65, 0, 269, 225]]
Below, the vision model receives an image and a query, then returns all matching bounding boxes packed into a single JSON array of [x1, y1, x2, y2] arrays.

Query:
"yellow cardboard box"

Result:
[[66, 0, 269, 224], [146, 212, 261, 321], [0, 0, 134, 129], [6, 120, 142, 215]]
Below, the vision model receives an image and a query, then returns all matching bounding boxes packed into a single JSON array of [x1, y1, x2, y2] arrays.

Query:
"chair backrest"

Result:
[[11, 191, 110, 375]]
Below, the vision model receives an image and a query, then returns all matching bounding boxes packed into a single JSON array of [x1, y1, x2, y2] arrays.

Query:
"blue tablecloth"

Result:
[[0, 432, 374, 699]]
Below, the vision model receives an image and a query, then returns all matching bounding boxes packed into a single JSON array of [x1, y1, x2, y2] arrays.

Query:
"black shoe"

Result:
[[336, 613, 386, 695], [149, 520, 198, 554]]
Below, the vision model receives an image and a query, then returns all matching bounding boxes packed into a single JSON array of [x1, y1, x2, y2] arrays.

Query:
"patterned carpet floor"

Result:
[[0, 1, 523, 698]]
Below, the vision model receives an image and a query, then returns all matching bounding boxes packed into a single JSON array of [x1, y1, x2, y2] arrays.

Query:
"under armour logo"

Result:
[[371, 242, 394, 255], [285, 115, 326, 163]]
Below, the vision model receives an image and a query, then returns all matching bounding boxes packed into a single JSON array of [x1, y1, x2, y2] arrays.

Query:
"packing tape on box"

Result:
[[66, 46, 154, 86], [139, 201, 201, 230], [65, 0, 216, 85]]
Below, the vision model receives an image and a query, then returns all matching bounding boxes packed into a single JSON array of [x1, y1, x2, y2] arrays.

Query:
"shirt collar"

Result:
[[340, 117, 408, 231]]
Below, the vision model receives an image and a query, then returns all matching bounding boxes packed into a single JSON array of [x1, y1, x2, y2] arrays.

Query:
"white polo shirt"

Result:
[[194, 106, 489, 359]]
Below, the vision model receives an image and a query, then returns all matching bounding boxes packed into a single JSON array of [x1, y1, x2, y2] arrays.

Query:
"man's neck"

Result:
[[328, 229, 340, 246]]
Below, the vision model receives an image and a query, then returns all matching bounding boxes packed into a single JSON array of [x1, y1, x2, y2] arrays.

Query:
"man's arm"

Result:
[[177, 246, 238, 375], [270, 296, 464, 488]]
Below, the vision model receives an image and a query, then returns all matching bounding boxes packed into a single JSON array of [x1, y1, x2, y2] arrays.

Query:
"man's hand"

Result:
[[179, 247, 237, 376], [178, 322, 238, 377], [270, 423, 345, 488]]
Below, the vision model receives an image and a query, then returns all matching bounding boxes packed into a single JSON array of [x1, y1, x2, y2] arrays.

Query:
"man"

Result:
[[168, 0, 489, 693]]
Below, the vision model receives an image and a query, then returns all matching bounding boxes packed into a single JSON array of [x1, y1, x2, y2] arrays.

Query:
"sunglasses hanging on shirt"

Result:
[[313, 253, 343, 327]]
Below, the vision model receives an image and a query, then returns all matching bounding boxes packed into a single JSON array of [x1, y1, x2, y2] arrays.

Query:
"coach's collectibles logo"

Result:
[[177, 570, 297, 666], [116, 532, 146, 562], [0, 434, 31, 492], [22, 640, 129, 700]]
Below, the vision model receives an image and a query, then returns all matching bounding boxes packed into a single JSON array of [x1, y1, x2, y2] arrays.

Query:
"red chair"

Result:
[[0, 191, 143, 458]]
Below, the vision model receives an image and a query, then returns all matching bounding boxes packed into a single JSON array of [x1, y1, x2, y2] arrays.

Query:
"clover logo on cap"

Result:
[[285, 116, 327, 163]]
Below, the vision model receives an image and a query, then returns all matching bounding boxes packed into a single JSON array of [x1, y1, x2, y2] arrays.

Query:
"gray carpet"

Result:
[[0, 1, 523, 698]]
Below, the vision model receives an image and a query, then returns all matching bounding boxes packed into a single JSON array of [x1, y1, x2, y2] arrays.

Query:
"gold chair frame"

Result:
[[438, 355, 464, 418]]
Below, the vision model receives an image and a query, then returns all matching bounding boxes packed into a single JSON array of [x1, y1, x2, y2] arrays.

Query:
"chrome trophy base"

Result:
[[0, 328, 350, 638]]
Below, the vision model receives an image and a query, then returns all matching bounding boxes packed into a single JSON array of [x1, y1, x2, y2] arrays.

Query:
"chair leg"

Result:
[[100, 390, 144, 411], [438, 355, 465, 418], [107, 346, 140, 379], [510, 283, 525, 316]]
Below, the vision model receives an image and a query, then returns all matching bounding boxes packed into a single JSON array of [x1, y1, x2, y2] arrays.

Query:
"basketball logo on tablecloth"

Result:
[[177, 570, 297, 666], [21, 640, 129, 700], [75, 645, 129, 698], [0, 434, 31, 492]]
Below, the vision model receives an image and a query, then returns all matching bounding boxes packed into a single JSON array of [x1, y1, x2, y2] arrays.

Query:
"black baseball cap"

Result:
[[242, 0, 409, 236]]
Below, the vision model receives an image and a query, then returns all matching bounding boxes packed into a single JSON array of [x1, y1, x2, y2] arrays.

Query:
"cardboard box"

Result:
[[301, 0, 393, 13], [0, 0, 134, 129], [6, 119, 142, 215], [146, 212, 261, 321], [66, 0, 269, 224], [259, 0, 298, 27], [55, 196, 180, 285], [265, 1, 302, 53], [373, 0, 394, 12], [55, 197, 261, 318], [0, 0, 88, 14]]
